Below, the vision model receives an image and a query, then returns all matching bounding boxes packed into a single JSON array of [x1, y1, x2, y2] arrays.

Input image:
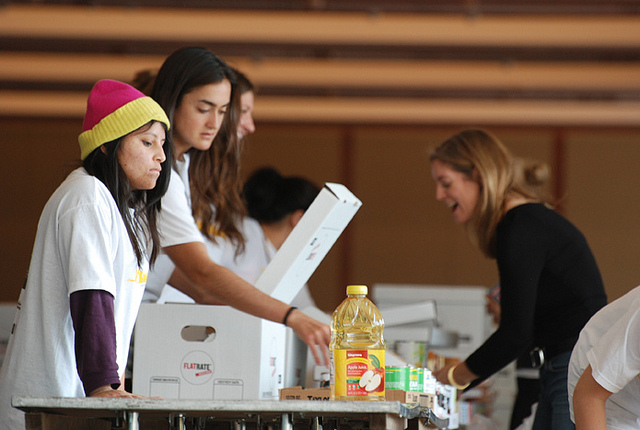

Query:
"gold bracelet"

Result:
[[447, 364, 470, 390]]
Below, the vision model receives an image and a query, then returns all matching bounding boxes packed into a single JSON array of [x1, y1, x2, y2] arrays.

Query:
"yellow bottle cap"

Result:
[[347, 285, 368, 295]]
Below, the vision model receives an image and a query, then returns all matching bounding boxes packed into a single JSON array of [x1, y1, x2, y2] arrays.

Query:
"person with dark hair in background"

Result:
[[0, 80, 171, 429], [429, 129, 607, 430], [244, 166, 320, 251], [242, 166, 321, 308]]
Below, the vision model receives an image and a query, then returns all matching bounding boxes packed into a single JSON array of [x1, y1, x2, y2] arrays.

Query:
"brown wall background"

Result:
[[3, 117, 639, 312]]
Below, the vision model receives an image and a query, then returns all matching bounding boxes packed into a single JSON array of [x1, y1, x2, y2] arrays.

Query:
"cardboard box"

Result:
[[387, 389, 437, 409], [278, 387, 435, 406], [133, 303, 287, 400], [279, 387, 331, 401], [133, 183, 361, 400]]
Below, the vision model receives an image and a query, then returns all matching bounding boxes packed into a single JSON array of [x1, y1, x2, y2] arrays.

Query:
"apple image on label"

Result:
[[359, 369, 382, 392]]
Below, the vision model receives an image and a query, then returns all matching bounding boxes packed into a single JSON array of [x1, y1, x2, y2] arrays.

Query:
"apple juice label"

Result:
[[333, 349, 385, 398]]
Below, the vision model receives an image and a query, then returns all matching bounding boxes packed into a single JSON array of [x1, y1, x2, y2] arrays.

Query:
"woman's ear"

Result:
[[100, 145, 108, 155], [289, 209, 305, 227]]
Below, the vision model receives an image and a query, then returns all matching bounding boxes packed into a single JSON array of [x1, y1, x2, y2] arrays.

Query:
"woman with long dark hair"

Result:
[[0, 79, 171, 429], [144, 47, 330, 365]]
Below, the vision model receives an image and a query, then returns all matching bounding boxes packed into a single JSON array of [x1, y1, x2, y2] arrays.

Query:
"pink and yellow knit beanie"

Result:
[[78, 79, 170, 160]]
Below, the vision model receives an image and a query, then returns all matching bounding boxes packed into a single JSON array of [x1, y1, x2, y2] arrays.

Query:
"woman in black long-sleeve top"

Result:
[[429, 129, 607, 430]]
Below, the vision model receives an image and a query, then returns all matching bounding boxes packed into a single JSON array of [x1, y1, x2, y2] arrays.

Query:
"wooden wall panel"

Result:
[[1, 118, 81, 300], [566, 131, 640, 302]]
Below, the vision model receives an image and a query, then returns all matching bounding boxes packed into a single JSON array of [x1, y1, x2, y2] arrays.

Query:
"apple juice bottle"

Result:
[[330, 285, 385, 400]]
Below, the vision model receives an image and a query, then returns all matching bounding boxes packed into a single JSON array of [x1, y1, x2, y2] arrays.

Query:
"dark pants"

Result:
[[510, 376, 541, 429], [532, 351, 575, 430]]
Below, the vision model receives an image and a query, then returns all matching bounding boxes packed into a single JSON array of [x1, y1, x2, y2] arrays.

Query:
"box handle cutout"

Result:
[[180, 325, 216, 342]]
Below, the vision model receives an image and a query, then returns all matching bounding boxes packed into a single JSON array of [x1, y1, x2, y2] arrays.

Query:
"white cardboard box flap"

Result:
[[254, 182, 362, 303]]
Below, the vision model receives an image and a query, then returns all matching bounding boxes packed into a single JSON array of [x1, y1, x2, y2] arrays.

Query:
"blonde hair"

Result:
[[430, 129, 549, 258]]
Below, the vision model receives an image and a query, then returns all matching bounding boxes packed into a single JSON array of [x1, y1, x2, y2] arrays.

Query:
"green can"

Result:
[[384, 366, 409, 390], [408, 367, 424, 392]]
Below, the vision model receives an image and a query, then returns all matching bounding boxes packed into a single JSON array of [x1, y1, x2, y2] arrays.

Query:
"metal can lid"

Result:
[[347, 285, 368, 295]]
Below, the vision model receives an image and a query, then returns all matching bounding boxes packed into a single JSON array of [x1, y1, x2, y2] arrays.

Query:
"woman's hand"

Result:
[[285, 308, 331, 366], [486, 294, 501, 325], [432, 361, 476, 390], [89, 385, 147, 399]]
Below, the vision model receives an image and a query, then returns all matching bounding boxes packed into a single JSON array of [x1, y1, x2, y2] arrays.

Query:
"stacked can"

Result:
[[408, 367, 424, 391], [385, 366, 437, 394], [384, 366, 409, 390]]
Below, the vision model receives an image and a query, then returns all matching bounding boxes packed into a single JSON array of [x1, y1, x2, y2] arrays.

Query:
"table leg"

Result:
[[173, 413, 186, 430], [126, 411, 139, 430], [312, 416, 323, 430], [281, 413, 293, 430]]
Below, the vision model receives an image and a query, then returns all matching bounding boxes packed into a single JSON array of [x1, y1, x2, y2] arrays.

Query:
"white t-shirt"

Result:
[[144, 154, 204, 303], [155, 216, 268, 303], [217, 217, 270, 284], [0, 169, 147, 429], [568, 285, 640, 429], [239, 219, 316, 309]]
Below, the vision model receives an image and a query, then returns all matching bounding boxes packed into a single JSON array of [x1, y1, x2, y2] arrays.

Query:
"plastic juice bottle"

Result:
[[330, 285, 385, 401]]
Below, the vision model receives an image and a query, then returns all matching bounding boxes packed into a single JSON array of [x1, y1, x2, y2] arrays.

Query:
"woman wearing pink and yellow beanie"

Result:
[[0, 79, 171, 429]]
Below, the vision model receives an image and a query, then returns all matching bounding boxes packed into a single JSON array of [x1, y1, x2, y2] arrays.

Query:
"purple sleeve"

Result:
[[69, 289, 121, 395]]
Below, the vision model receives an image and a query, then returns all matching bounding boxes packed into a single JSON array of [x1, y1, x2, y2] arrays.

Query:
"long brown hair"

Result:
[[430, 129, 548, 258], [189, 87, 246, 252], [151, 47, 246, 252]]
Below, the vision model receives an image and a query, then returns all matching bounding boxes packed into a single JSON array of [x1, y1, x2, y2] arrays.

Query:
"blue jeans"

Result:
[[532, 351, 575, 430]]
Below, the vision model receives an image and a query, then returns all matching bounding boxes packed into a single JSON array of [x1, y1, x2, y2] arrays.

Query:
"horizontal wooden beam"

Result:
[[3, 5, 639, 126], [2, 5, 640, 48], [3, 90, 639, 127], [2, 53, 640, 93]]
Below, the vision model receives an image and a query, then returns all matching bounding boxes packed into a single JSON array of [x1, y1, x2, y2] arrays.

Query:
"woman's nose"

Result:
[[244, 116, 255, 134], [208, 112, 224, 130], [156, 143, 166, 163]]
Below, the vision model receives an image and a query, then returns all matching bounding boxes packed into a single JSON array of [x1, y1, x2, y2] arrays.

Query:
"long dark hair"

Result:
[[151, 46, 246, 252], [83, 121, 172, 266]]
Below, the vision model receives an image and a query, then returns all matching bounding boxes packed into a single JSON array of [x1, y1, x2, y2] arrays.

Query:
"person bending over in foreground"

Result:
[[568, 285, 640, 430]]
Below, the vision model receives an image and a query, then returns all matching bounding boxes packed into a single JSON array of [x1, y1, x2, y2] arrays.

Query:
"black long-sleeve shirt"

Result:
[[465, 203, 607, 380]]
